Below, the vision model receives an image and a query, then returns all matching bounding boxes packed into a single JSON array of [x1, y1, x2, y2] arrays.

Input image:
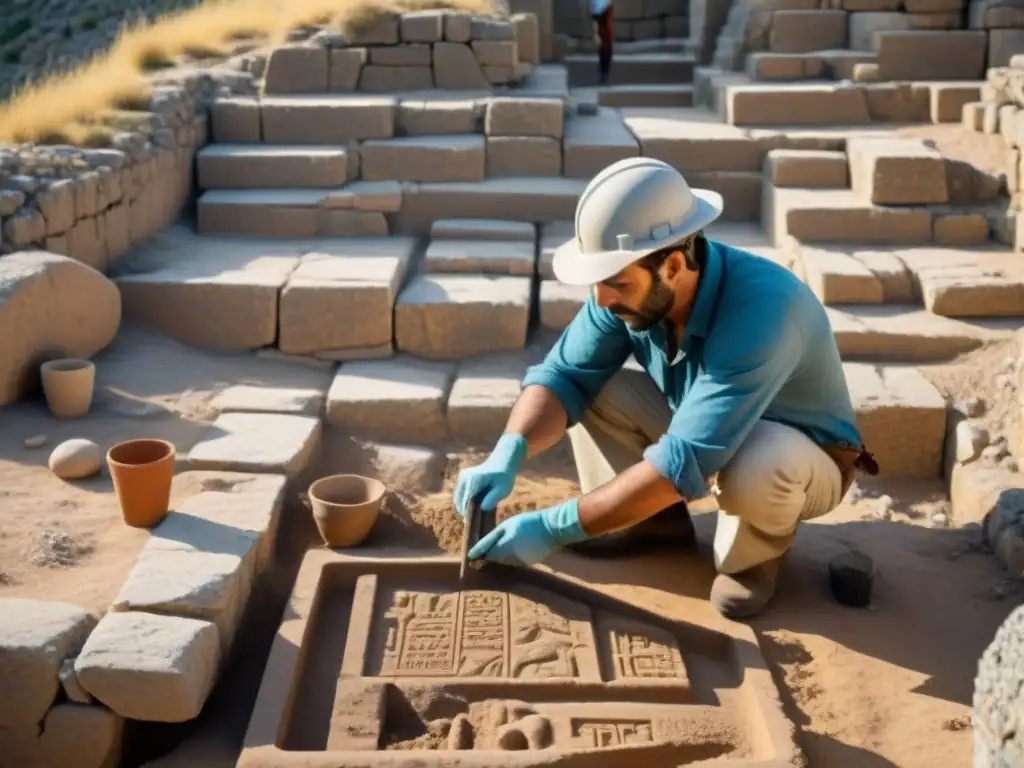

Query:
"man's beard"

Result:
[[610, 272, 675, 331]]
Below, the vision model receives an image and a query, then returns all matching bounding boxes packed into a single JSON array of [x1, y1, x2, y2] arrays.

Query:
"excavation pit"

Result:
[[239, 550, 801, 767]]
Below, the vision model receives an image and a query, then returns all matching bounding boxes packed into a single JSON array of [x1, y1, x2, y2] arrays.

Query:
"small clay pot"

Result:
[[107, 439, 176, 529], [308, 474, 385, 548], [40, 358, 95, 419]]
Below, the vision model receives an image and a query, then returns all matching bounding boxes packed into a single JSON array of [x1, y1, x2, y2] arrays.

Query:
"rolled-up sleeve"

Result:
[[643, 306, 807, 499], [521, 296, 632, 426]]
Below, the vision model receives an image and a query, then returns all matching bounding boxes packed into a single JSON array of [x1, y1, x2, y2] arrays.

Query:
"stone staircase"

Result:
[[565, 39, 697, 107]]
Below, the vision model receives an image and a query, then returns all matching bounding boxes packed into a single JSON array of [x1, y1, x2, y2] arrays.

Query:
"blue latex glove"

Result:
[[453, 433, 528, 520], [468, 498, 590, 567]]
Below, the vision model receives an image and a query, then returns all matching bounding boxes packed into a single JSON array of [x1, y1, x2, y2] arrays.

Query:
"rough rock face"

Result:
[[973, 603, 1024, 766], [0, 251, 121, 406]]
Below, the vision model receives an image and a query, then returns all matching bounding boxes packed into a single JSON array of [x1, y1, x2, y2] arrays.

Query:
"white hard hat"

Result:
[[552, 157, 724, 286]]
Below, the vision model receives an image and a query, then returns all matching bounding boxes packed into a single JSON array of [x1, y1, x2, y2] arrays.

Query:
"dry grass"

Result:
[[0, 0, 502, 145]]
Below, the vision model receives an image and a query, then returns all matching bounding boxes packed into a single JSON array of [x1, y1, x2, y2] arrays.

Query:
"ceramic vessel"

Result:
[[40, 358, 95, 419], [308, 474, 385, 548], [107, 439, 176, 528]]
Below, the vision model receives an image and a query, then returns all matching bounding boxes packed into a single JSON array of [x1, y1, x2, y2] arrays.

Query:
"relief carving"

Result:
[[596, 613, 690, 682], [573, 719, 654, 748]]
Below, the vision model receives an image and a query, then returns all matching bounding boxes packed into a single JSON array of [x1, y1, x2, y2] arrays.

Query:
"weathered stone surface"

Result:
[[929, 82, 982, 123], [445, 12, 473, 42], [324, 181, 403, 213], [401, 10, 445, 41], [371, 443, 446, 493], [538, 220, 574, 279], [329, 48, 367, 91], [485, 97, 564, 137], [933, 213, 989, 246], [876, 30, 986, 80], [264, 44, 328, 94], [59, 656, 93, 703], [846, 362, 947, 478], [431, 218, 536, 242], [35, 179, 75, 235], [769, 10, 847, 53], [539, 280, 588, 330], [0, 599, 97, 728], [113, 229, 295, 351], [395, 275, 531, 359], [261, 96, 395, 143], [727, 84, 871, 126], [197, 145, 353, 189], [433, 42, 489, 89], [848, 138, 949, 205], [799, 245, 884, 304], [278, 238, 416, 354], [848, 11, 909, 51], [487, 136, 562, 176], [212, 385, 325, 417], [359, 64, 434, 92], [951, 460, 1023, 529], [424, 239, 536, 275], [562, 107, 639, 179], [40, 703, 123, 768], [349, 14, 400, 45], [473, 40, 518, 68], [211, 98, 261, 142], [447, 355, 527, 443], [360, 135, 485, 182], [188, 413, 322, 477], [397, 99, 480, 135], [75, 611, 221, 723], [4, 204, 45, 245], [326, 357, 455, 443], [0, 251, 120, 406], [766, 149, 848, 188]]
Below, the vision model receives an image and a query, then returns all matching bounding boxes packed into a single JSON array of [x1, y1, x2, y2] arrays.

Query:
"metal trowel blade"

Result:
[[459, 497, 491, 583]]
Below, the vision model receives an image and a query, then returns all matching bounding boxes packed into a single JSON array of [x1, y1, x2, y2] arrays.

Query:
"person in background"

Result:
[[590, 0, 614, 86]]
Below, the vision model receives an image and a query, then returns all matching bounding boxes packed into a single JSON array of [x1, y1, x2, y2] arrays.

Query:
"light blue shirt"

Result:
[[521, 239, 864, 500], [590, 0, 612, 14]]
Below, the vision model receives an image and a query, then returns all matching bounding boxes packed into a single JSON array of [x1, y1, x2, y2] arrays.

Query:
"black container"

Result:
[[829, 550, 875, 608]]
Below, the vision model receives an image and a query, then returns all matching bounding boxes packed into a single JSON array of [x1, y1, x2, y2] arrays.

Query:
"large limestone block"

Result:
[[278, 238, 417, 354], [916, 261, 1024, 317], [359, 65, 434, 92], [827, 306, 987, 363], [40, 703, 124, 768], [538, 220, 574, 279], [0, 251, 120, 406], [196, 145, 354, 189], [433, 41, 490, 89], [360, 135, 485, 182], [727, 85, 871, 126], [766, 149, 848, 188], [563, 108, 640, 179], [876, 30, 986, 80], [485, 97, 564, 137], [263, 44, 328, 94], [212, 386, 325, 418], [510, 0, 553, 60], [539, 280, 589, 330], [929, 82, 982, 123], [622, 111, 760, 173], [329, 48, 367, 91], [397, 99, 480, 135], [424, 239, 536, 275], [799, 245, 884, 304], [447, 355, 527, 443], [395, 275, 531, 359], [848, 138, 949, 205], [75, 611, 221, 723], [431, 218, 536, 242], [0, 599, 97, 728], [769, 10, 848, 54], [846, 363, 947, 478], [261, 96, 396, 143], [211, 98, 261, 143], [195, 188, 325, 237], [326, 357, 455, 443], [486, 136, 562, 176], [113, 230, 297, 351], [512, 12, 540, 65], [188, 412, 322, 477], [401, 10, 446, 41]]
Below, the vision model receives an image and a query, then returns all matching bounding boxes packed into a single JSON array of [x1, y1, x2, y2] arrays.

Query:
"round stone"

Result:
[[48, 438, 103, 480]]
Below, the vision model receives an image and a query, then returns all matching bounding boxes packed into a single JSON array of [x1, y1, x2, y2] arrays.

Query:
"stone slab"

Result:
[[563, 107, 640, 179], [424, 238, 536, 275], [485, 97, 565, 137], [430, 218, 536, 242], [261, 96, 396, 143], [799, 245, 885, 304], [540, 280, 590, 330], [396, 98, 480, 135], [188, 412, 322, 477], [211, 98, 261, 143], [538, 220, 575, 279], [727, 84, 871, 126], [360, 135, 486, 182], [371, 444, 446, 494], [846, 362, 947, 478], [324, 181, 403, 213], [394, 275, 532, 359], [278, 238, 417, 354], [766, 149, 848, 188], [848, 137, 949, 205], [196, 145, 353, 189], [325, 357, 455, 443], [75, 611, 221, 723], [196, 190, 388, 238], [897, 249, 1024, 318], [876, 30, 986, 80], [0, 599, 96, 728], [263, 44, 328, 94], [486, 135, 562, 177], [447, 355, 528, 443], [623, 109, 767, 173]]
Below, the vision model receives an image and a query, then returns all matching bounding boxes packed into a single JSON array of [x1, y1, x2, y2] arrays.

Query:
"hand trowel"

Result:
[[459, 496, 494, 583]]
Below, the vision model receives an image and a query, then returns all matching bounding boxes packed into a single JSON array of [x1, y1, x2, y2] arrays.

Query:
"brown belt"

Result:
[[821, 444, 880, 496]]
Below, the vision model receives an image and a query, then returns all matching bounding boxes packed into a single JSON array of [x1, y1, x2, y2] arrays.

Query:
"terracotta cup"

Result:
[[308, 474, 385, 548], [107, 439, 176, 528], [40, 358, 95, 419]]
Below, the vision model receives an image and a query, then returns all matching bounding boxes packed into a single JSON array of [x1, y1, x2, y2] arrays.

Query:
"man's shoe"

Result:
[[567, 501, 696, 556], [710, 557, 783, 619]]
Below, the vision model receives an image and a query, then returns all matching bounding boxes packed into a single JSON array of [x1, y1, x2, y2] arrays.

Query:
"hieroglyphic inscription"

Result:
[[373, 588, 599, 679], [573, 719, 654, 748], [596, 613, 689, 682]]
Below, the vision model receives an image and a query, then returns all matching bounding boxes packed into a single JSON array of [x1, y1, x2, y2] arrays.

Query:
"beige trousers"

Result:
[[566, 362, 844, 574]]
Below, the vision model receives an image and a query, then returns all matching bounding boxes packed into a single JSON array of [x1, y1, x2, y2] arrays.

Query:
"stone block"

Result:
[[563, 107, 640, 178], [75, 612, 221, 723], [103, 201, 129, 264], [846, 363, 947, 478], [67, 215, 107, 272], [433, 42, 490, 89], [929, 82, 983, 123], [447, 355, 528, 443], [512, 12, 540, 65], [0, 599, 96, 728], [848, 138, 949, 205], [970, 0, 1024, 27], [445, 13, 474, 42], [769, 10, 848, 54], [3, 205, 45, 246], [538, 220, 574, 279], [188, 412, 322, 477], [473, 40, 518, 67], [766, 149, 848, 188], [320, 210, 390, 237], [264, 44, 328, 94], [372, 444, 446, 494], [933, 213, 989, 245], [539, 279, 588, 330], [799, 245, 884, 304], [261, 96, 395, 143], [395, 275, 531, 359], [917, 261, 1024, 317], [360, 135, 485, 182], [849, 13, 909, 51], [329, 48, 367, 91], [40, 703, 124, 768], [197, 146, 353, 189], [35, 178, 75, 236], [369, 44, 432, 66], [472, 18, 516, 39], [431, 218, 536, 241], [325, 181, 403, 213], [485, 97, 564, 137], [211, 98, 261, 143], [326, 357, 455, 443], [348, 15, 400, 45], [486, 136, 562, 176], [74, 171, 101, 218], [424, 239, 536, 275], [401, 10, 445, 41], [876, 30, 986, 80], [484, 64, 517, 85], [397, 99, 480, 135], [195, 189, 324, 238], [863, 82, 931, 122], [727, 84, 870, 126], [359, 65, 434, 92], [278, 238, 416, 354], [989, 30, 1024, 68], [213, 386, 325, 417], [510, 0, 553, 60]]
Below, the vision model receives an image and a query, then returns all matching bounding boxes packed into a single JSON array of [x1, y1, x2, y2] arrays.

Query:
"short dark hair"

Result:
[[635, 230, 705, 274]]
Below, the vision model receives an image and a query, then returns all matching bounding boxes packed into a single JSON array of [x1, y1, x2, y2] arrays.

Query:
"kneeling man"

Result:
[[453, 157, 878, 619]]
